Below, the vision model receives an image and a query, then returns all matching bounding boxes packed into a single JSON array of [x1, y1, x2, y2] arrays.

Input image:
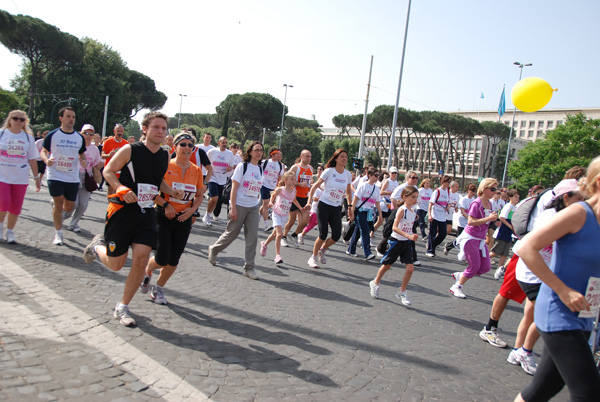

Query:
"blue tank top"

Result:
[[535, 201, 600, 332]]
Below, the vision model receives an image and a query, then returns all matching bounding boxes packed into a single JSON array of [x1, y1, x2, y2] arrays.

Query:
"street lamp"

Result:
[[501, 62, 532, 187], [178, 94, 187, 130], [278, 84, 293, 148]]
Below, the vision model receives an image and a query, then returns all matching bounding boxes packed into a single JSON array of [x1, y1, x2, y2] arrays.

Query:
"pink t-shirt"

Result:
[[464, 197, 492, 239], [273, 187, 297, 217]]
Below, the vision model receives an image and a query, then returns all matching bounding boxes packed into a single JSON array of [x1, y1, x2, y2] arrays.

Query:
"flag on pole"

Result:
[[498, 86, 506, 117], [480, 92, 484, 99]]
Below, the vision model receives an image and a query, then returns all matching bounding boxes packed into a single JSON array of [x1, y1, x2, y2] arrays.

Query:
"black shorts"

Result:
[[37, 160, 46, 175], [291, 196, 308, 212], [104, 205, 158, 257], [154, 211, 193, 267], [47, 180, 79, 202], [381, 239, 414, 265], [518, 280, 542, 302], [446, 220, 453, 225]]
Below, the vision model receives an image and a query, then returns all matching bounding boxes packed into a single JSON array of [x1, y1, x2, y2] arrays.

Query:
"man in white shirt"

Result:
[[203, 137, 235, 226]]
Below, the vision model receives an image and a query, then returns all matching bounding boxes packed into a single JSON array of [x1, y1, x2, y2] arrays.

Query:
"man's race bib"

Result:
[[56, 155, 77, 172], [299, 173, 311, 185], [137, 183, 159, 208], [171, 182, 196, 205]]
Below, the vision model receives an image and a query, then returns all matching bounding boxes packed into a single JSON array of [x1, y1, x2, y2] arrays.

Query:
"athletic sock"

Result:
[[486, 318, 499, 331], [291, 233, 298, 238], [522, 347, 533, 354]]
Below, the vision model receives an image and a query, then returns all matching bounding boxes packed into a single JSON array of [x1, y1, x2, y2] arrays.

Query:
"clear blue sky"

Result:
[[1, 0, 598, 128]]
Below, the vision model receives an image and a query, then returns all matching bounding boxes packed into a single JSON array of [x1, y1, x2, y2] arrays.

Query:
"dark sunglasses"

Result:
[[409, 176, 418, 179], [490, 187, 498, 192], [84, 132, 95, 136], [178, 142, 194, 148], [11, 116, 26, 122]]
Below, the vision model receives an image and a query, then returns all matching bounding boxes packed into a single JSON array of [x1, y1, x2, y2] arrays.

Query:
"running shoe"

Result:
[[208, 245, 216, 266], [83, 234, 105, 263], [150, 286, 168, 305], [307, 256, 318, 268], [140, 274, 152, 294], [69, 225, 82, 233], [346, 250, 357, 257], [365, 254, 376, 261], [443, 243, 451, 256], [449, 284, 466, 298], [396, 290, 411, 306], [413, 260, 422, 267], [243, 267, 259, 280], [494, 266, 506, 280], [421, 236, 428, 242], [281, 236, 289, 247], [376, 251, 384, 258], [479, 327, 507, 348], [260, 241, 268, 257], [6, 231, 16, 244], [518, 349, 537, 375], [425, 252, 435, 257], [202, 214, 212, 227], [297, 234, 304, 245], [53, 232, 64, 246], [452, 271, 462, 283], [211, 213, 219, 222], [318, 248, 327, 264], [289, 234, 299, 248], [274, 255, 283, 264], [114, 304, 136, 327], [507, 349, 521, 365], [369, 280, 379, 299]]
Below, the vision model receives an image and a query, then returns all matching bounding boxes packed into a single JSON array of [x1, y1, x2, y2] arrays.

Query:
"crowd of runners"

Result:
[[1, 108, 599, 401]]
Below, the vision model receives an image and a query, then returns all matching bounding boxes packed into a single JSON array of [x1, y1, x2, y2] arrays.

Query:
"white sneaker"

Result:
[[297, 234, 304, 245], [479, 327, 507, 348], [6, 230, 16, 244], [396, 290, 411, 306], [307, 256, 318, 268], [211, 213, 219, 222], [318, 248, 327, 264], [202, 214, 212, 227], [507, 349, 521, 365], [53, 232, 64, 246], [369, 280, 379, 299], [365, 254, 375, 261], [281, 236, 289, 247], [413, 260, 422, 266], [113, 304, 136, 327], [376, 251, 384, 258], [346, 250, 357, 257], [69, 225, 82, 233], [452, 271, 462, 283], [449, 283, 466, 298], [425, 252, 435, 257], [494, 266, 506, 280], [518, 349, 537, 375], [243, 267, 259, 280], [150, 286, 168, 305], [260, 241, 268, 257]]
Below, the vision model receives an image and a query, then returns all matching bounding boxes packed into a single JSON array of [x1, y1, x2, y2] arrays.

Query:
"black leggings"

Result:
[[317, 202, 342, 241], [154, 211, 193, 267], [521, 329, 600, 402]]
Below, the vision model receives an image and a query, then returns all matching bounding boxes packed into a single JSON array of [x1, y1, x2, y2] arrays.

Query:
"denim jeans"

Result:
[[348, 210, 371, 257]]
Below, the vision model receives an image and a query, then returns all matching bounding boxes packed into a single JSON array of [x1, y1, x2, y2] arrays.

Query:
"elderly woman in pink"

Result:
[[0, 110, 40, 243]]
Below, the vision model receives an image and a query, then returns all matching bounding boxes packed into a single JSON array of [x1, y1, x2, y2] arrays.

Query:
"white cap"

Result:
[[81, 124, 95, 133]]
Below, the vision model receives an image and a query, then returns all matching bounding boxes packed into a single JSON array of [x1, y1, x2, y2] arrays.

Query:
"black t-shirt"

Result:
[[119, 142, 169, 197]]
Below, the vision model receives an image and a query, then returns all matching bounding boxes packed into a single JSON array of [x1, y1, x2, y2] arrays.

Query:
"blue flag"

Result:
[[498, 86, 506, 117], [480, 92, 484, 99]]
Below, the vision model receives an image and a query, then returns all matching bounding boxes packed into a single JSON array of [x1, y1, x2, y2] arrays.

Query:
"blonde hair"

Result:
[[419, 178, 430, 188], [279, 170, 296, 186], [1, 109, 33, 135], [478, 178, 498, 196], [583, 156, 600, 196]]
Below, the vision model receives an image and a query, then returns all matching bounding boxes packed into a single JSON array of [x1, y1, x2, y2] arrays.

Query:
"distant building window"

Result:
[[520, 130, 525, 137], [504, 121, 510, 126], [520, 121, 527, 127], [513, 121, 518, 127], [528, 130, 534, 138], [538, 121, 544, 128], [529, 121, 535, 128], [547, 121, 554, 129], [537, 130, 543, 137], [557, 120, 563, 126]]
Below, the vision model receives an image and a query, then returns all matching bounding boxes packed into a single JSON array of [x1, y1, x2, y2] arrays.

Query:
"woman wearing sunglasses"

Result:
[[139, 132, 204, 305], [0, 110, 40, 243]]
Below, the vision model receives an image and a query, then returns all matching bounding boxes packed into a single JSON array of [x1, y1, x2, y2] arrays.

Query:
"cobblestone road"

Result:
[[0, 181, 568, 401]]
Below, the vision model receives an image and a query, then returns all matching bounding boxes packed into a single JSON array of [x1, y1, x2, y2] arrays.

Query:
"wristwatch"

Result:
[[162, 201, 170, 208]]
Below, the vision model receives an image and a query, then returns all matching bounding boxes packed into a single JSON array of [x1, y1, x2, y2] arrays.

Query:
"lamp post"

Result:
[[178, 94, 187, 130], [501, 61, 532, 187], [278, 84, 293, 149]]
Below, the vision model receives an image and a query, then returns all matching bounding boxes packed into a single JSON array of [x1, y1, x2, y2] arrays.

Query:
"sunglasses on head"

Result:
[[11, 116, 26, 122], [178, 142, 194, 148]]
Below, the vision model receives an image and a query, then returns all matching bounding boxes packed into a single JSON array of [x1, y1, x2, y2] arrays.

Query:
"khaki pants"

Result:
[[210, 204, 260, 270]]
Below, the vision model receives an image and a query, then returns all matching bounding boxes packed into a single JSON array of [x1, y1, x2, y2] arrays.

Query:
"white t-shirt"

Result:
[[42, 129, 86, 183], [429, 187, 450, 222], [0, 130, 39, 185], [354, 181, 381, 211], [35, 138, 44, 161], [446, 191, 461, 221], [207, 148, 234, 185], [491, 198, 506, 214], [391, 205, 417, 242], [515, 208, 556, 284], [261, 159, 284, 189], [231, 162, 262, 208], [418, 187, 433, 211], [391, 182, 418, 202], [493, 202, 516, 239], [310, 187, 324, 214], [319, 167, 352, 207], [228, 153, 243, 178], [199, 144, 215, 175], [458, 195, 476, 228]]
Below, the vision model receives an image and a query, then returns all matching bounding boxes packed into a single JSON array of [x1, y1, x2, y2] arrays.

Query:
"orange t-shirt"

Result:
[[103, 137, 128, 167], [160, 160, 203, 213], [295, 164, 313, 198]]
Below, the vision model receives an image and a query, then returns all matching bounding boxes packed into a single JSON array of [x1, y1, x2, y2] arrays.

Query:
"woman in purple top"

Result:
[[449, 178, 499, 299]]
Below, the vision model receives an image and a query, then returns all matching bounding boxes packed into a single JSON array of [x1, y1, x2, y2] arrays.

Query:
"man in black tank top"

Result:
[[82, 112, 183, 327]]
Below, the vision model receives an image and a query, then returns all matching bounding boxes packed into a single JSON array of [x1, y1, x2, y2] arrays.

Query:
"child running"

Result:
[[260, 171, 303, 264], [297, 183, 323, 245], [369, 186, 419, 306]]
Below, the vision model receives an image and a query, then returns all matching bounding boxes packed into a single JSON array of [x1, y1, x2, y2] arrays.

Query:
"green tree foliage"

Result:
[[215, 93, 284, 145], [284, 116, 321, 133], [0, 87, 24, 122], [364, 151, 381, 170], [319, 140, 337, 164], [480, 121, 511, 178], [125, 120, 141, 139], [0, 10, 84, 119], [279, 128, 322, 168], [508, 113, 600, 191], [172, 113, 217, 129]]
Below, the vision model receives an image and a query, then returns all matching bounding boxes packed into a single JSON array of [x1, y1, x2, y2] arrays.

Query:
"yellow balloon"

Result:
[[511, 77, 555, 113]]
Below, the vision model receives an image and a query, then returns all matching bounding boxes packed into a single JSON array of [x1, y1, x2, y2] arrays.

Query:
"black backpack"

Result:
[[221, 162, 263, 205], [377, 209, 401, 254], [511, 188, 552, 239]]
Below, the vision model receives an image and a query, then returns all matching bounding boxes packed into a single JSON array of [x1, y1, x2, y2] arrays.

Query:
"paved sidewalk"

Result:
[[0, 182, 568, 401]]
